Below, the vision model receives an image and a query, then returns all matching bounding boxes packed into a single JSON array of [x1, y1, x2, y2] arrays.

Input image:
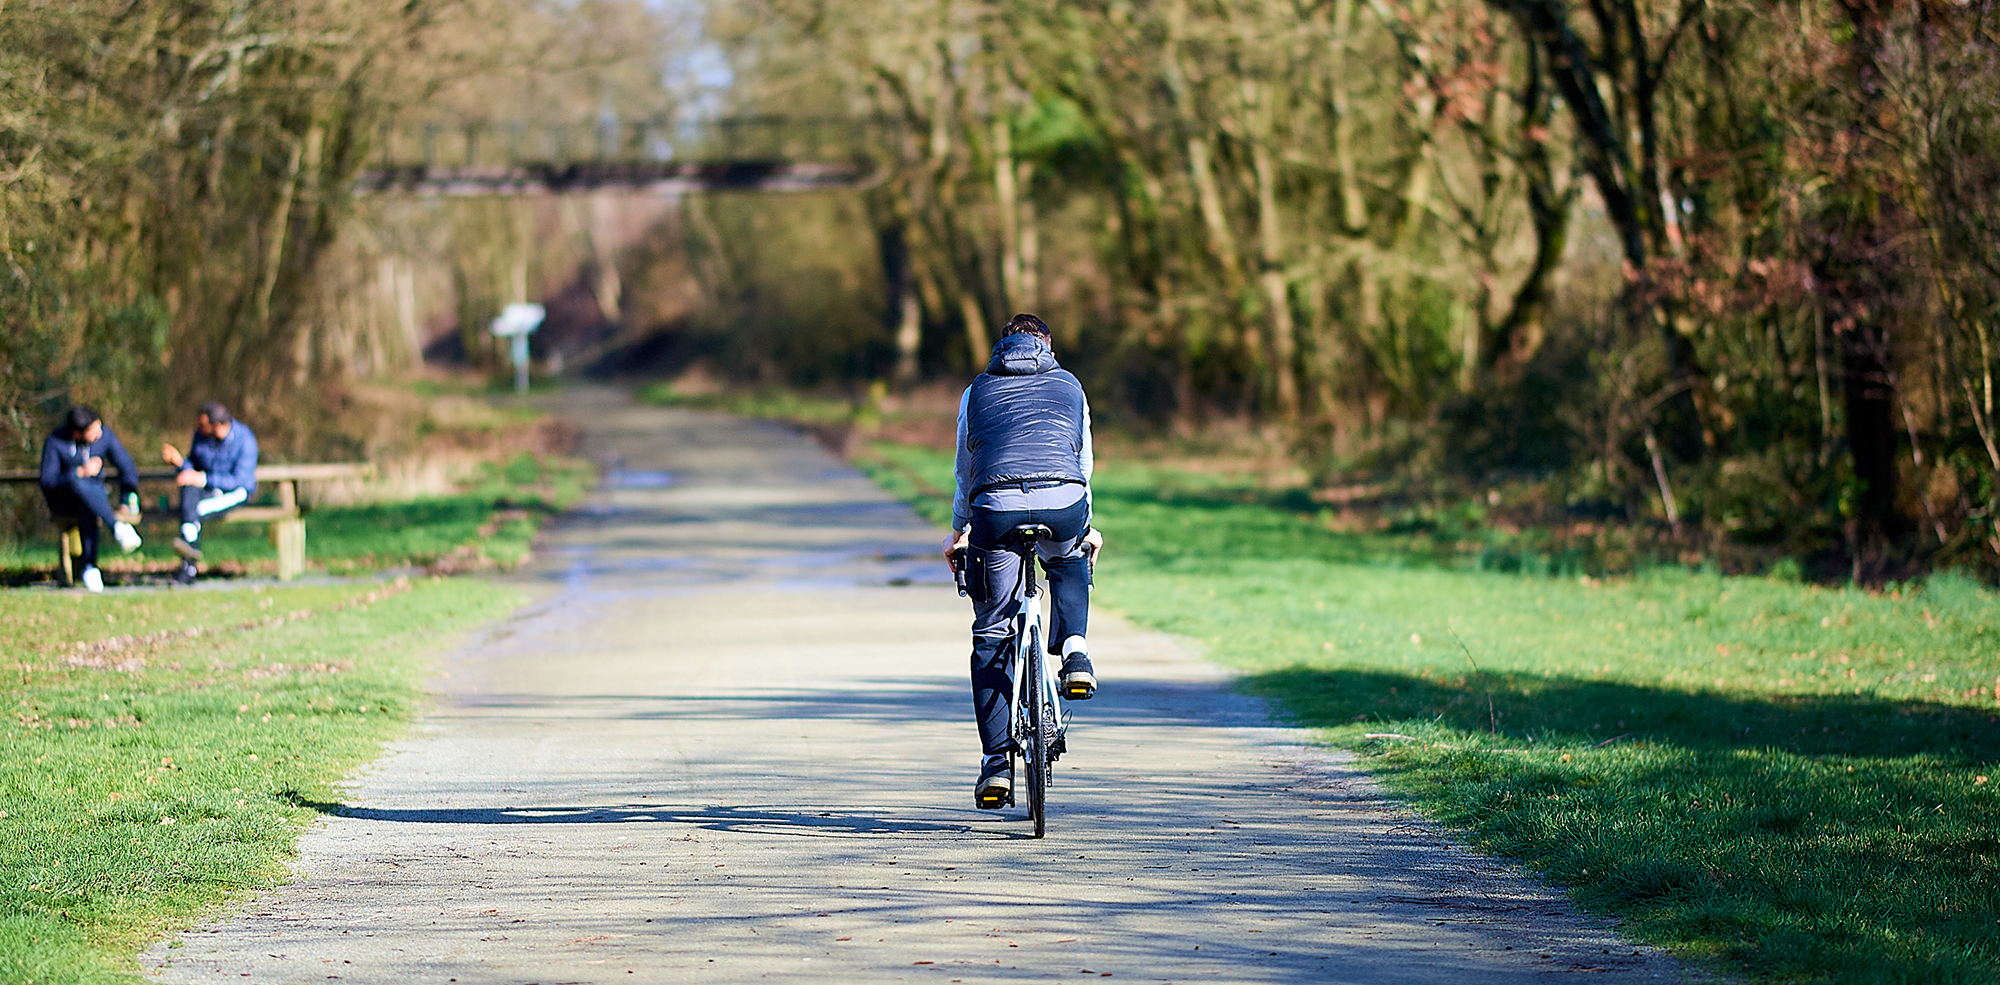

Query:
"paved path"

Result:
[[145, 390, 1696, 984]]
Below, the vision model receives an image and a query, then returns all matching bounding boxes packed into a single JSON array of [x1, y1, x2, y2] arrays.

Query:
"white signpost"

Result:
[[489, 303, 546, 395]]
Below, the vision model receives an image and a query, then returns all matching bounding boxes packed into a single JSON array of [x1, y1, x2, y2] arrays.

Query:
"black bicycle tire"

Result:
[[1023, 624, 1047, 838]]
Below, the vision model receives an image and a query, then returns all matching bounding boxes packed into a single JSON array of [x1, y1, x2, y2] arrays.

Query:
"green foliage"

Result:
[[672, 193, 896, 385], [854, 441, 955, 528], [857, 439, 2000, 983], [717, 0, 2000, 576], [0, 578, 522, 982]]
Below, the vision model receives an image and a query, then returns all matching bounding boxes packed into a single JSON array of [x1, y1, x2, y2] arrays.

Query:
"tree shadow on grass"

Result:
[[1244, 665, 2000, 764], [1245, 666, 2000, 984]]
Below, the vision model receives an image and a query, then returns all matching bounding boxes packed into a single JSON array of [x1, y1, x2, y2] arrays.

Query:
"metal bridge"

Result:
[[354, 116, 899, 197]]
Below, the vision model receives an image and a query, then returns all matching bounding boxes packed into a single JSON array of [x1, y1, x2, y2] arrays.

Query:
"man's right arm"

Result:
[[39, 438, 66, 489], [950, 386, 974, 533], [176, 432, 200, 476]]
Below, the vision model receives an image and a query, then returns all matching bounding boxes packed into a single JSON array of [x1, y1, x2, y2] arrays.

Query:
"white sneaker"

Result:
[[113, 521, 142, 553], [80, 566, 104, 593]]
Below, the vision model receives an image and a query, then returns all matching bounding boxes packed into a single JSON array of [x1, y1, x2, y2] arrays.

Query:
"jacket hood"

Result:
[[985, 333, 1059, 376]]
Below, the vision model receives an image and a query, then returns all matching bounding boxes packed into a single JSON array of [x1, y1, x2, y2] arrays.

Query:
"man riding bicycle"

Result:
[[941, 313, 1104, 809]]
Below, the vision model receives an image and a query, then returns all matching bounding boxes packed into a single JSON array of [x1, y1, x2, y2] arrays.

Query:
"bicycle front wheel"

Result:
[[1022, 624, 1048, 838]]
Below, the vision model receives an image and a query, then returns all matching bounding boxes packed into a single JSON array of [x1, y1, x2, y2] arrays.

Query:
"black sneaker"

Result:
[[974, 754, 1012, 809], [172, 561, 198, 586], [1060, 653, 1097, 700], [172, 538, 203, 561]]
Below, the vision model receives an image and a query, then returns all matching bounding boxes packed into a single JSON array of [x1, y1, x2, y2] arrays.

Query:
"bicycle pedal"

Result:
[[975, 771, 1014, 810], [1061, 680, 1096, 700]]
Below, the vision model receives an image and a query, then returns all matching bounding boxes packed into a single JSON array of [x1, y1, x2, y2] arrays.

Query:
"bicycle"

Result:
[[955, 522, 1069, 838]]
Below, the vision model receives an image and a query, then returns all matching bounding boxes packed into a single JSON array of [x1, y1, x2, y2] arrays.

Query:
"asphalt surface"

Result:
[[143, 389, 1699, 984]]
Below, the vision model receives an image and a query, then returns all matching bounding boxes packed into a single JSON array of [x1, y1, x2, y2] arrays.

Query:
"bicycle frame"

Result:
[[1004, 544, 1065, 754], [954, 529, 1069, 836]]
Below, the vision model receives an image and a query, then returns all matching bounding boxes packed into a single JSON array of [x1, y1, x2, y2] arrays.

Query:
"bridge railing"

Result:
[[373, 115, 908, 169]]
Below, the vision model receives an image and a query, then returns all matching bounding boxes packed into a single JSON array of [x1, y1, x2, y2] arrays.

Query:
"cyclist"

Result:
[[941, 313, 1103, 809]]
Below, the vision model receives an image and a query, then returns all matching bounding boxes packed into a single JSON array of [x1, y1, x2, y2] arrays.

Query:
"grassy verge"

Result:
[[636, 381, 862, 427], [0, 451, 591, 582], [247, 451, 590, 575], [857, 439, 2000, 985], [0, 576, 521, 983]]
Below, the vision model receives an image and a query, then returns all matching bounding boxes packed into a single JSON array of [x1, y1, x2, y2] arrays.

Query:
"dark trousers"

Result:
[[966, 496, 1092, 756], [43, 481, 118, 570]]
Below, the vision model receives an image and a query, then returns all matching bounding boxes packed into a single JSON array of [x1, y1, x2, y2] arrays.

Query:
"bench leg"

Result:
[[59, 527, 82, 585], [271, 518, 307, 581]]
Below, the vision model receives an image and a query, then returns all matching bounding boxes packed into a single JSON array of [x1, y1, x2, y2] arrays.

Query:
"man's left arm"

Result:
[[950, 387, 974, 534], [1078, 393, 1094, 518], [39, 437, 68, 489]]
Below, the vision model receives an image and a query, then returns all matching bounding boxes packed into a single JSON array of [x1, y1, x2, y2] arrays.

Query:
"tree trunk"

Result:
[[879, 221, 921, 385], [1822, 0, 1913, 558], [1253, 140, 1298, 419], [960, 293, 991, 366], [994, 117, 1021, 311], [1016, 160, 1039, 312], [1331, 0, 1368, 234], [1842, 322, 1903, 545]]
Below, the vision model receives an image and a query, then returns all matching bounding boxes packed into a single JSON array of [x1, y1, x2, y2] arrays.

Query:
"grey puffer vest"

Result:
[[964, 334, 1088, 496]]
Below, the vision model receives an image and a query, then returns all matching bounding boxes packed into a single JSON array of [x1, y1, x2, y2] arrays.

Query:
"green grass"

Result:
[[857, 439, 2000, 984], [0, 577, 522, 983], [1, 451, 592, 581], [637, 382, 862, 427]]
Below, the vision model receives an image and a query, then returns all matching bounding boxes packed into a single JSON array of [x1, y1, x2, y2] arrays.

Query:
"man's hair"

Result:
[[63, 405, 100, 436], [1001, 313, 1051, 340], [198, 401, 232, 426]]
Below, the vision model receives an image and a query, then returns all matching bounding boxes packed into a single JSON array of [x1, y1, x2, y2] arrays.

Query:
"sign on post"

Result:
[[489, 303, 546, 394]]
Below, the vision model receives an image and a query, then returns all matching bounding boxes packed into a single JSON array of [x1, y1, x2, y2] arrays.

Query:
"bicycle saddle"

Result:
[[1003, 523, 1054, 546]]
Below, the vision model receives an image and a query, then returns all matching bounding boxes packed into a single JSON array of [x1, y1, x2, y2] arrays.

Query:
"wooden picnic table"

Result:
[[0, 462, 373, 582]]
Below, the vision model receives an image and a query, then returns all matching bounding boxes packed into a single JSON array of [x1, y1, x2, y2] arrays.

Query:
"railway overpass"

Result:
[[354, 115, 897, 196]]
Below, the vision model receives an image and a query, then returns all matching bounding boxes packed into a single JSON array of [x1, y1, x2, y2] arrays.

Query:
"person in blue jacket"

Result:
[[160, 401, 258, 584], [39, 406, 145, 593], [940, 314, 1104, 809]]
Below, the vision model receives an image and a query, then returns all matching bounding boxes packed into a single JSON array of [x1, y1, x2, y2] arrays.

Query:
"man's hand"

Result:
[[1082, 527, 1104, 564], [942, 528, 970, 571], [76, 456, 103, 478], [175, 470, 206, 487], [161, 443, 184, 467]]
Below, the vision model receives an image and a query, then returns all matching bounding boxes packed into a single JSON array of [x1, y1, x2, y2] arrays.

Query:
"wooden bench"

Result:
[[1, 462, 373, 583]]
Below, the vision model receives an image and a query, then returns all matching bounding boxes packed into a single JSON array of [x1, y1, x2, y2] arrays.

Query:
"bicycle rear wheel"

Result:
[[1021, 624, 1047, 838]]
